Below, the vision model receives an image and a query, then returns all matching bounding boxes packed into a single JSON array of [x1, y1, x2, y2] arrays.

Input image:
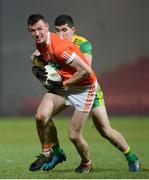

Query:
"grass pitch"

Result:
[[0, 116, 149, 179]]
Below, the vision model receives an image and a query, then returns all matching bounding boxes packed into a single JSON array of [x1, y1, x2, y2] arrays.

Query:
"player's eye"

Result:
[[62, 28, 68, 32], [29, 29, 35, 33], [38, 27, 43, 31], [56, 29, 60, 32]]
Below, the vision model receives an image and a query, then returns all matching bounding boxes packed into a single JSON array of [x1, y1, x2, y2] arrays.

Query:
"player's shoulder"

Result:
[[72, 34, 90, 45], [51, 32, 71, 45], [51, 33, 74, 54], [72, 34, 88, 43], [72, 34, 92, 48], [72, 34, 92, 54], [50, 32, 64, 44]]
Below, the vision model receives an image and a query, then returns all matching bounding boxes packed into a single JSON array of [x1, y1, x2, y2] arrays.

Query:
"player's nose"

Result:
[[35, 30, 40, 36], [59, 31, 64, 36]]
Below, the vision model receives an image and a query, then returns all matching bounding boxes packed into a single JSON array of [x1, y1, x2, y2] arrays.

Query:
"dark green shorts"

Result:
[[92, 86, 105, 108]]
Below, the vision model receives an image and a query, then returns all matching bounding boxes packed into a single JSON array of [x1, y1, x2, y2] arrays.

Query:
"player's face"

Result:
[[55, 24, 75, 40], [28, 20, 49, 44]]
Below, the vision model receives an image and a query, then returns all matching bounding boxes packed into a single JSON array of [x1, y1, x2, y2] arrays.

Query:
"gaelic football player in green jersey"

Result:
[[53, 14, 140, 172]]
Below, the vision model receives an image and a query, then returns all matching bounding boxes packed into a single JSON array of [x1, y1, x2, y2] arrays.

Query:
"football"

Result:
[[43, 64, 62, 85]]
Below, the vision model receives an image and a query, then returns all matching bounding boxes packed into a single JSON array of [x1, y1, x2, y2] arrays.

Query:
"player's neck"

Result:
[[46, 31, 50, 45]]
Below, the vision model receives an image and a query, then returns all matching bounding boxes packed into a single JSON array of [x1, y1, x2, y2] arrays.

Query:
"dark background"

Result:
[[0, 0, 149, 115]]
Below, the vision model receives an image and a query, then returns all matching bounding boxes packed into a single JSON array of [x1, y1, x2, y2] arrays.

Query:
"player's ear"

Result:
[[71, 27, 75, 33], [45, 23, 49, 31]]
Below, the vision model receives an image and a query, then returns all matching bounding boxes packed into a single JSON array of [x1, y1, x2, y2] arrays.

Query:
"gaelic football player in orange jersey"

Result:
[[28, 14, 96, 173], [33, 14, 140, 173], [35, 14, 140, 173]]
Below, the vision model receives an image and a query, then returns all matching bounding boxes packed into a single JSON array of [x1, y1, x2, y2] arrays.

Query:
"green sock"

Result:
[[124, 150, 138, 162], [52, 144, 63, 155]]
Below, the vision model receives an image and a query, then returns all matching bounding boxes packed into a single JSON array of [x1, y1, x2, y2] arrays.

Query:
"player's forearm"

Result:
[[63, 55, 92, 87], [63, 70, 90, 87]]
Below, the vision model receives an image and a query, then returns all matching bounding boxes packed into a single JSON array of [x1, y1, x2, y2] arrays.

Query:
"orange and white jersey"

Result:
[[36, 32, 96, 86]]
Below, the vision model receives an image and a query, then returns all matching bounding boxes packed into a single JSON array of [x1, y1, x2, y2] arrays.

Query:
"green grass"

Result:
[[0, 116, 149, 179]]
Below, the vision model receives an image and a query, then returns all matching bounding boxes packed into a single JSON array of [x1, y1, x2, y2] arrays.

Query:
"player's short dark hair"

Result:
[[54, 15, 74, 28], [27, 14, 45, 26]]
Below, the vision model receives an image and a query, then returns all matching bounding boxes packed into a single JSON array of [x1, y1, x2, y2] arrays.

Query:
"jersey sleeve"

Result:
[[54, 45, 76, 64], [80, 41, 92, 55]]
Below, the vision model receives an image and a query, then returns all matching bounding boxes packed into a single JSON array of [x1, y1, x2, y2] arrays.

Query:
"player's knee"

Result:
[[69, 136, 78, 143], [35, 112, 48, 127], [68, 131, 80, 143]]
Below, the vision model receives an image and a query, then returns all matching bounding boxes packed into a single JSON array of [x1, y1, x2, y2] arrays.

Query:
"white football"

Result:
[[43, 64, 62, 85]]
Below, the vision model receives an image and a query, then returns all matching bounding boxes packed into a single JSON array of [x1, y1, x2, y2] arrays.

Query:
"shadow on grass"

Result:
[[52, 168, 74, 173], [141, 168, 149, 172], [93, 167, 118, 173], [53, 167, 118, 173]]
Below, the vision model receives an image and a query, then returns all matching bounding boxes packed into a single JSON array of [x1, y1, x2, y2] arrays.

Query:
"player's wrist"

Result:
[[63, 81, 69, 87], [63, 81, 70, 91], [62, 81, 65, 87]]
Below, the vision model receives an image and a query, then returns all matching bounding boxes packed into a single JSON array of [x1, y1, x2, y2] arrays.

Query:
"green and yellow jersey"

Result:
[[71, 34, 92, 55]]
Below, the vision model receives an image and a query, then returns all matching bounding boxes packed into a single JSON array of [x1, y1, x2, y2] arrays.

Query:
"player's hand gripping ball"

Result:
[[32, 65, 63, 92], [31, 54, 48, 67]]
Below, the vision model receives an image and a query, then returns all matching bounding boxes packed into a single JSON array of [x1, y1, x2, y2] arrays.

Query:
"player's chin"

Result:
[[36, 39, 44, 44]]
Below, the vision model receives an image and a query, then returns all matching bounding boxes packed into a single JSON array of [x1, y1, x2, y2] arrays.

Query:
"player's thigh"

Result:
[[69, 110, 89, 138], [37, 93, 65, 119], [91, 105, 111, 128]]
